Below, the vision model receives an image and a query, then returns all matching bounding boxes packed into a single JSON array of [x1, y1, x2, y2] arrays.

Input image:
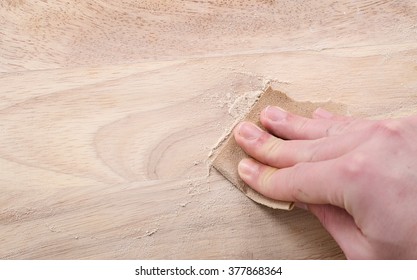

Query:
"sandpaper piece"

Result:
[[212, 87, 346, 210]]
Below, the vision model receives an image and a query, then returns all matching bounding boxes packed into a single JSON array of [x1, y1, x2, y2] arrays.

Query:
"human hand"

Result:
[[234, 106, 417, 259]]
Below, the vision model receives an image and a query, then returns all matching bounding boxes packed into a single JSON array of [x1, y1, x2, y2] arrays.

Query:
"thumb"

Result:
[[306, 204, 368, 259]]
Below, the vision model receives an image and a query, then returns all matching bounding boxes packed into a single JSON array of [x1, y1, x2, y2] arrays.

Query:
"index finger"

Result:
[[260, 106, 368, 140]]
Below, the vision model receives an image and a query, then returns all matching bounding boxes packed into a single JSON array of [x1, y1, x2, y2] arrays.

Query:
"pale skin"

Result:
[[234, 106, 417, 259]]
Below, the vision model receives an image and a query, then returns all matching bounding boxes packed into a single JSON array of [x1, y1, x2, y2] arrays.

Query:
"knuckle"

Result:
[[263, 138, 284, 164], [259, 166, 276, 194], [339, 153, 369, 180], [326, 124, 340, 136], [289, 163, 307, 201], [307, 140, 323, 162], [294, 117, 309, 135], [326, 121, 349, 136], [370, 120, 404, 138]]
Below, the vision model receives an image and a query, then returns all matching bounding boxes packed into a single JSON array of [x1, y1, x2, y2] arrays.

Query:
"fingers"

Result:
[[308, 204, 369, 259], [260, 106, 366, 140], [234, 122, 364, 168], [238, 158, 345, 207]]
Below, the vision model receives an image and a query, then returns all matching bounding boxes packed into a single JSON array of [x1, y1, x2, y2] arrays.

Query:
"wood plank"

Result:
[[1, 45, 416, 258], [1, 0, 417, 72]]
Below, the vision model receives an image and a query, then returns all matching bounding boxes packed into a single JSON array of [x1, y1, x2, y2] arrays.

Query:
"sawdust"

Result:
[[186, 178, 210, 197], [44, 222, 86, 240], [208, 80, 274, 159], [228, 90, 262, 118], [178, 201, 191, 207], [142, 228, 158, 238]]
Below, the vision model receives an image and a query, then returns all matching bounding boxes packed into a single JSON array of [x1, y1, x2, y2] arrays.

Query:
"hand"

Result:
[[234, 106, 417, 259]]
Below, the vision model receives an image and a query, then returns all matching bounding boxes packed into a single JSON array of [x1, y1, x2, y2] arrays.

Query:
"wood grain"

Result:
[[1, 0, 417, 259], [1, 0, 417, 72]]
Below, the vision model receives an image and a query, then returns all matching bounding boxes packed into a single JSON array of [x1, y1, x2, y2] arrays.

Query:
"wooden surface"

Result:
[[1, 0, 417, 259]]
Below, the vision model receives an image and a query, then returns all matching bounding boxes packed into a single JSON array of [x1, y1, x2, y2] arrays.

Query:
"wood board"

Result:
[[1, 0, 417, 259]]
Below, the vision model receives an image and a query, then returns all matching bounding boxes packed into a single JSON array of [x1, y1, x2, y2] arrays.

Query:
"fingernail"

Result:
[[265, 106, 287, 121], [238, 122, 262, 140], [238, 159, 258, 178], [314, 108, 333, 119]]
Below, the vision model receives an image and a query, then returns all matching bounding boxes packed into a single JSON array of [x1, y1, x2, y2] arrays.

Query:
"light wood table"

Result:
[[1, 0, 417, 259]]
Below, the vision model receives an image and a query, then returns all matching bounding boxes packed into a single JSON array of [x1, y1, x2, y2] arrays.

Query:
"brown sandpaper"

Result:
[[212, 87, 346, 210]]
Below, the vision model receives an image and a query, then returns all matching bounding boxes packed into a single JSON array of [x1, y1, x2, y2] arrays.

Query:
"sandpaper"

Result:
[[212, 87, 346, 210]]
